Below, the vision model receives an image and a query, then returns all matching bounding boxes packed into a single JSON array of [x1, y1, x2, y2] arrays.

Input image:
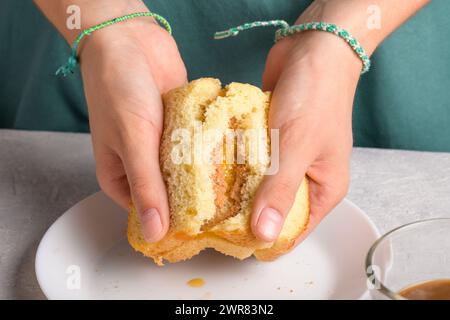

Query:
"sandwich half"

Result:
[[128, 78, 309, 265]]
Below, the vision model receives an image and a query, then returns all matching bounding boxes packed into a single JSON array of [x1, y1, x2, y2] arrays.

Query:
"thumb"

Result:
[[251, 123, 314, 242], [121, 124, 169, 243]]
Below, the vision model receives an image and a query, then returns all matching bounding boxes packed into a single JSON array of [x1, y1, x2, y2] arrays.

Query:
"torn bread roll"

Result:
[[127, 78, 310, 265]]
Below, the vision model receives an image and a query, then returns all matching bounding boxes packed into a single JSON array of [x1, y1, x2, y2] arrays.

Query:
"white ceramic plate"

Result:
[[35, 192, 380, 300]]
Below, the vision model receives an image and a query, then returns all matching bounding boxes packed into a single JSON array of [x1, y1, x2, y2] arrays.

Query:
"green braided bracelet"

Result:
[[56, 12, 172, 77], [215, 20, 371, 74]]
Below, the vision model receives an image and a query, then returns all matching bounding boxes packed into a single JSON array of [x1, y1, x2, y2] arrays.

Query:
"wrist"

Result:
[[78, 17, 181, 93], [287, 30, 363, 83], [79, 19, 163, 67], [297, 0, 379, 56], [57, 0, 150, 44]]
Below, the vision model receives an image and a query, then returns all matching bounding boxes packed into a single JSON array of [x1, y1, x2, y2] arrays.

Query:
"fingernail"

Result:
[[256, 207, 283, 242], [140, 208, 163, 242]]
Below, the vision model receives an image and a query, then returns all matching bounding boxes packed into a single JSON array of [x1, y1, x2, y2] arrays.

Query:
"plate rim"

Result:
[[35, 192, 380, 300]]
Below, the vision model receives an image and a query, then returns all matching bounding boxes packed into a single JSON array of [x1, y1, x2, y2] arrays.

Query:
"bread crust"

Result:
[[127, 78, 310, 265]]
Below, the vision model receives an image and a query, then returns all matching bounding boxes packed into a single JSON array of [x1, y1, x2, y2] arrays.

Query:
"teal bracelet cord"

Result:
[[214, 20, 371, 74], [56, 12, 172, 77]]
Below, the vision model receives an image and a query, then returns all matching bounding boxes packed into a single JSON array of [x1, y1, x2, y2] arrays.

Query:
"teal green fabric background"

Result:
[[0, 0, 449, 151]]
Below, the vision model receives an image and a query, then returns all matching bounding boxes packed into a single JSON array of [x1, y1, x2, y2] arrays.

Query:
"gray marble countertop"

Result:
[[1, 129, 450, 300]]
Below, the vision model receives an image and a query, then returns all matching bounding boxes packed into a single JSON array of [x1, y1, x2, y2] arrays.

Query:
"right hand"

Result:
[[80, 19, 187, 242]]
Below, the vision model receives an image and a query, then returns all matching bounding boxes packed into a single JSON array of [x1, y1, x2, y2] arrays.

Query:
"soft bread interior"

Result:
[[159, 79, 221, 236], [128, 78, 310, 265]]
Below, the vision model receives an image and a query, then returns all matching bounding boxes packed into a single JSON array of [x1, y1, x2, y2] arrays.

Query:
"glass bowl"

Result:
[[365, 218, 450, 300]]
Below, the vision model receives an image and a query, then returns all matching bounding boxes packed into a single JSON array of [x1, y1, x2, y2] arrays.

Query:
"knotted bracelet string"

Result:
[[214, 20, 371, 74], [214, 20, 290, 39], [56, 12, 172, 77]]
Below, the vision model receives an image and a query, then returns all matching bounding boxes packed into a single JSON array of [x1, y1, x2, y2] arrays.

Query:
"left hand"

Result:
[[251, 30, 362, 244]]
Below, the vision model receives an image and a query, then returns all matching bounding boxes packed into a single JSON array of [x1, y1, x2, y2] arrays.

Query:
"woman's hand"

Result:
[[251, 30, 361, 244], [33, 0, 187, 243], [80, 20, 187, 242], [250, 0, 430, 245]]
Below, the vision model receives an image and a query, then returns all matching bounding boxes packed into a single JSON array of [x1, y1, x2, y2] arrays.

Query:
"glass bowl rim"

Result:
[[365, 217, 450, 300]]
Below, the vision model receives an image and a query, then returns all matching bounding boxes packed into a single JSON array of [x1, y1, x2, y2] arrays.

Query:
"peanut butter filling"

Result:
[[203, 163, 246, 229], [202, 117, 248, 230]]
